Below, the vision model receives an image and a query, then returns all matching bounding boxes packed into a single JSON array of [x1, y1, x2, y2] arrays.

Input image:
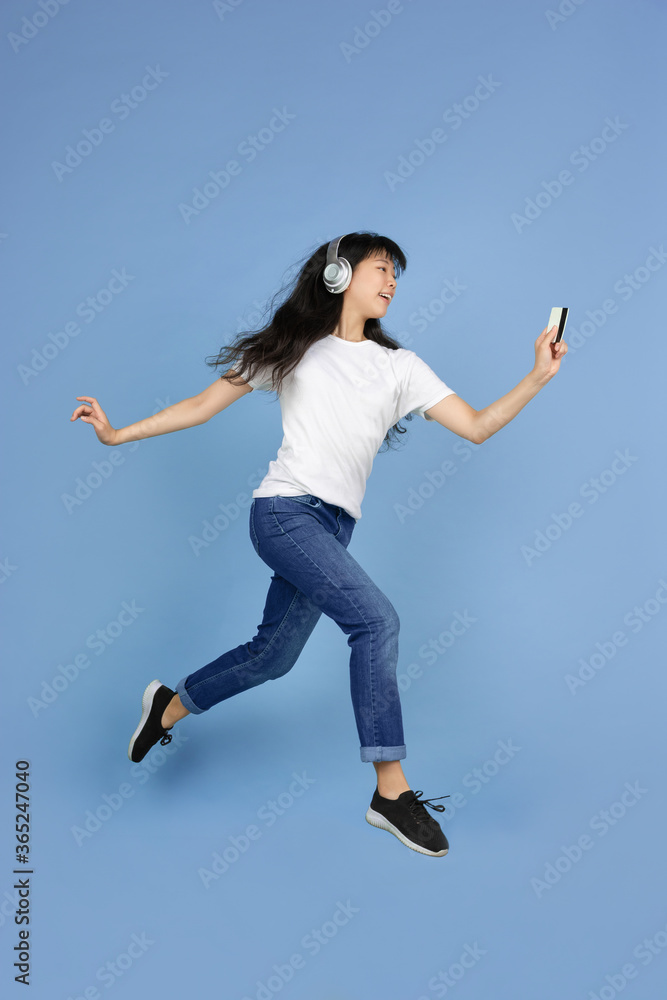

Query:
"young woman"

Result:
[[70, 231, 567, 858]]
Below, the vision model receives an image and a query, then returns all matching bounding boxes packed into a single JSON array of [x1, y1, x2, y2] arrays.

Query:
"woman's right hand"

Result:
[[70, 396, 119, 445]]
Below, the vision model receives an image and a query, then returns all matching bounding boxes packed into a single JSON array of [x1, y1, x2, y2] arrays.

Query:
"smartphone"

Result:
[[547, 307, 568, 343]]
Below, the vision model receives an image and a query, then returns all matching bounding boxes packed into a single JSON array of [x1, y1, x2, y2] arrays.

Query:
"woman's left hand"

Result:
[[532, 325, 568, 383]]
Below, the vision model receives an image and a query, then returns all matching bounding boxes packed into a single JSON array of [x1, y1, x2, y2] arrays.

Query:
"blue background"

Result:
[[2, 0, 666, 997]]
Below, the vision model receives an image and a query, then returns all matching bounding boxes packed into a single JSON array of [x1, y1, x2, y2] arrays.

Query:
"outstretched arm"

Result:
[[425, 325, 568, 444], [70, 369, 253, 445]]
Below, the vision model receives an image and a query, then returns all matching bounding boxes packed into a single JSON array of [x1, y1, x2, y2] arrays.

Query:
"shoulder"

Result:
[[380, 345, 417, 370], [368, 344, 421, 381], [371, 342, 414, 362]]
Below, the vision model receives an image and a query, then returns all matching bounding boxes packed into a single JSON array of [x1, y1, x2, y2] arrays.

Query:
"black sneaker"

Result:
[[365, 787, 450, 857], [128, 680, 176, 763]]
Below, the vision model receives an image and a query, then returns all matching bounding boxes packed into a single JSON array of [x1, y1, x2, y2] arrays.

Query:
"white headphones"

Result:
[[322, 235, 352, 294]]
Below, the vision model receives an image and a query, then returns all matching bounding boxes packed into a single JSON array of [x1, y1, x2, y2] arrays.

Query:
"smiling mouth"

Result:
[[379, 293, 391, 302]]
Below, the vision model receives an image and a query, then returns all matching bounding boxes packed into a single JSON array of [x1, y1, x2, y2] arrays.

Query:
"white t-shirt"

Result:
[[242, 334, 456, 521]]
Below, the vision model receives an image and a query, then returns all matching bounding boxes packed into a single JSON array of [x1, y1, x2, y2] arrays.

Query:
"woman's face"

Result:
[[345, 253, 397, 318]]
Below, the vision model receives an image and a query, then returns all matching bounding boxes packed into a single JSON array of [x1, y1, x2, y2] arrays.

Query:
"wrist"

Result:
[[529, 368, 550, 390]]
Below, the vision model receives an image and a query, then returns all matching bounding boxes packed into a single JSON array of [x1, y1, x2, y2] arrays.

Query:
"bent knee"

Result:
[[376, 601, 400, 635], [268, 660, 297, 681]]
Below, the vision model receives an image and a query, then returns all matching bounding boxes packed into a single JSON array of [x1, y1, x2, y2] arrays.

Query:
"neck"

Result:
[[331, 313, 367, 342]]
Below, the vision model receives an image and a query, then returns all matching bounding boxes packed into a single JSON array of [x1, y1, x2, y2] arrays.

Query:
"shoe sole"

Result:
[[365, 806, 449, 857], [127, 679, 163, 762]]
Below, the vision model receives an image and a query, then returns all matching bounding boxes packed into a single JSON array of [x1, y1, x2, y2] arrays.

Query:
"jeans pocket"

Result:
[[249, 499, 261, 554], [275, 494, 322, 509], [336, 511, 354, 544]]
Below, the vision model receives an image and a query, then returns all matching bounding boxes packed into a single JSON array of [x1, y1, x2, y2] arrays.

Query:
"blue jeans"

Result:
[[175, 494, 406, 762]]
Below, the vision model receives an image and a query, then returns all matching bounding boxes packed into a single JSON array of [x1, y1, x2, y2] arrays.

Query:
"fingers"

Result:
[[76, 395, 100, 414], [72, 396, 107, 424], [537, 326, 557, 343], [71, 404, 94, 421], [551, 341, 568, 359]]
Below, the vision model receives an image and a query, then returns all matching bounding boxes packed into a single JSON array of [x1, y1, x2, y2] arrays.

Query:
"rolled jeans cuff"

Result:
[[360, 745, 407, 763], [175, 678, 205, 715]]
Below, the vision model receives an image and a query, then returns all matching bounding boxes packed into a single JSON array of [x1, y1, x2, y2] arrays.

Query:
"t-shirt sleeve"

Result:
[[397, 351, 456, 421], [236, 362, 275, 392]]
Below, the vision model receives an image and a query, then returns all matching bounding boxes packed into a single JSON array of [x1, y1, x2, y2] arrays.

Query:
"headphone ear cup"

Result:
[[323, 255, 352, 294]]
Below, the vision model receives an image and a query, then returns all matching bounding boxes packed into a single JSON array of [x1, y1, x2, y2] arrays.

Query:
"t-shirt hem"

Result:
[[251, 488, 360, 522]]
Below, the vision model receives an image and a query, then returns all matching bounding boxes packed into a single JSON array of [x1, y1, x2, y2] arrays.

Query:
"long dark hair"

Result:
[[205, 231, 414, 450]]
